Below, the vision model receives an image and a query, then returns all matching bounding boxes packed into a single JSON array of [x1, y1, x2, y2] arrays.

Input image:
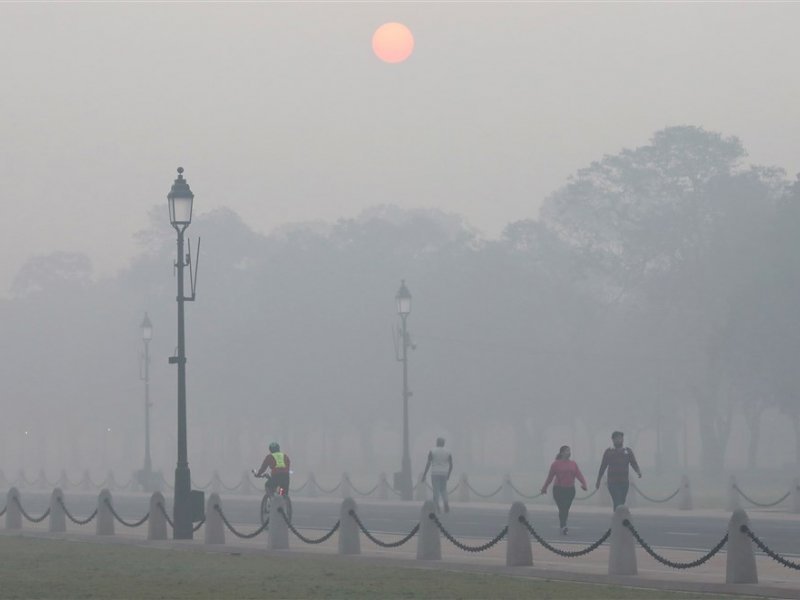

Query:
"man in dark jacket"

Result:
[[595, 431, 641, 510]]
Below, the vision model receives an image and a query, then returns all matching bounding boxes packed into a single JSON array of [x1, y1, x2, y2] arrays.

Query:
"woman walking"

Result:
[[541, 445, 587, 535]]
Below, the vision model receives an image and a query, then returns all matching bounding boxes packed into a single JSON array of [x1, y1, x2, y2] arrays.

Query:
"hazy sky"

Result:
[[1, 2, 799, 294]]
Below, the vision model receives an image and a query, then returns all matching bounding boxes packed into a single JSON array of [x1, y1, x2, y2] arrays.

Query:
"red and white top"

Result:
[[542, 459, 587, 491]]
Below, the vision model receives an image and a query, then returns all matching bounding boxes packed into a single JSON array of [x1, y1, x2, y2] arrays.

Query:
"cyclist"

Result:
[[254, 442, 291, 497]]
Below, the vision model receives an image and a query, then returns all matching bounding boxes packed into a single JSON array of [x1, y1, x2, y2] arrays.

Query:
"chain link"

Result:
[[429, 512, 507, 552], [466, 482, 503, 499], [0, 505, 5, 517], [574, 488, 598, 501], [156, 502, 175, 529], [348, 509, 420, 547], [350, 482, 379, 497], [508, 480, 544, 500], [193, 479, 213, 491], [193, 518, 206, 532], [733, 485, 791, 508], [278, 507, 340, 544], [214, 504, 270, 539], [316, 481, 342, 494], [520, 516, 610, 557], [220, 479, 242, 493], [12, 497, 50, 523], [447, 482, 460, 495], [58, 497, 98, 525], [623, 519, 727, 568], [741, 525, 800, 570], [631, 484, 681, 504], [290, 479, 309, 494], [103, 498, 149, 528]]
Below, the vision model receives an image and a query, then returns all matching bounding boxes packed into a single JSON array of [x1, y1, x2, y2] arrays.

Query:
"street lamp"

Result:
[[395, 280, 413, 500], [138, 312, 155, 491], [167, 167, 199, 539]]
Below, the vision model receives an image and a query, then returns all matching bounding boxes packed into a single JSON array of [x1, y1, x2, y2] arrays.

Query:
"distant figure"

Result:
[[540, 445, 587, 535], [254, 442, 291, 497], [595, 431, 641, 510], [422, 437, 453, 513]]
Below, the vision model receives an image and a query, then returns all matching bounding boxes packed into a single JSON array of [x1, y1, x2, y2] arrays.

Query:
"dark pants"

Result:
[[265, 472, 290, 495], [552, 486, 576, 528], [431, 474, 449, 512], [607, 482, 629, 510]]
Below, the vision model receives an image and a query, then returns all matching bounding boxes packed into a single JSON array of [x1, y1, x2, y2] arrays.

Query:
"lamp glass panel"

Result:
[[170, 196, 193, 225]]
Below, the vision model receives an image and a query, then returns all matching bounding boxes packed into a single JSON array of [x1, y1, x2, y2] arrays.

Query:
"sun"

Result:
[[372, 22, 414, 64]]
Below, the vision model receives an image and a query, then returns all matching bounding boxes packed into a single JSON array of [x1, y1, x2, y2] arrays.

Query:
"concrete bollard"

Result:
[[678, 474, 692, 510], [5, 488, 22, 530], [106, 470, 116, 491], [727, 475, 741, 512], [338, 498, 360, 555], [726, 509, 757, 583], [416, 500, 441, 560], [414, 474, 428, 501], [341, 473, 353, 499], [457, 473, 470, 503], [211, 471, 222, 494], [49, 488, 66, 533], [204, 493, 225, 544], [502, 475, 514, 504], [608, 505, 637, 576], [306, 473, 319, 498], [96, 489, 114, 536], [267, 495, 289, 550], [506, 501, 533, 566], [376, 473, 389, 501], [148, 492, 168, 540], [17, 470, 26, 489], [239, 470, 252, 496], [58, 470, 69, 490], [0, 469, 6, 488], [792, 477, 800, 514]]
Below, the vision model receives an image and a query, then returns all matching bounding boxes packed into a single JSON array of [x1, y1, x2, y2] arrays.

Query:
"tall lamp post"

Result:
[[140, 313, 154, 490], [395, 280, 413, 500], [167, 167, 197, 539]]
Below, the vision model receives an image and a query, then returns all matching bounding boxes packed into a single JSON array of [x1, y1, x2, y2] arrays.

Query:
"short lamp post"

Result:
[[167, 167, 198, 539], [395, 280, 413, 500]]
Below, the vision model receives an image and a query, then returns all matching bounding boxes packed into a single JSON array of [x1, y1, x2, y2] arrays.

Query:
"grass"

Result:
[[0, 535, 750, 599]]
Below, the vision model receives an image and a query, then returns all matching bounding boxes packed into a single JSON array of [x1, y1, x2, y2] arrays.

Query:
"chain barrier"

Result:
[[733, 485, 791, 508], [348, 509, 420, 548], [220, 480, 242, 493], [574, 488, 598, 501], [103, 498, 149, 528], [156, 502, 175, 529], [429, 512, 507, 552], [520, 516, 610, 557], [466, 483, 503, 499], [623, 519, 727, 568], [508, 481, 544, 500], [632, 484, 681, 504], [278, 507, 340, 544], [160, 476, 174, 492], [193, 518, 206, 532], [192, 479, 213, 491], [741, 525, 800, 570], [448, 482, 460, 495], [0, 505, 5, 517], [289, 479, 309, 494], [316, 481, 342, 495], [13, 497, 50, 523], [58, 497, 98, 525], [350, 483, 379, 497], [213, 505, 270, 539]]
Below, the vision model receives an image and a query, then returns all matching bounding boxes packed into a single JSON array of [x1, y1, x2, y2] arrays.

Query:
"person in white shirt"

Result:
[[422, 437, 453, 513]]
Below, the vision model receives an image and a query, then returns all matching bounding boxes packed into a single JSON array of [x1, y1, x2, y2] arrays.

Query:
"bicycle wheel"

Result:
[[260, 493, 271, 526]]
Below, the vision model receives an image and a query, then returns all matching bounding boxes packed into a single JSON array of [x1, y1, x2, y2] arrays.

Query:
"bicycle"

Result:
[[253, 471, 293, 526]]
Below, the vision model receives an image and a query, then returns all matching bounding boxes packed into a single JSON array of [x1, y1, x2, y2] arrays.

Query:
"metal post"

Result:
[[173, 226, 192, 539], [400, 314, 412, 500], [143, 338, 152, 480]]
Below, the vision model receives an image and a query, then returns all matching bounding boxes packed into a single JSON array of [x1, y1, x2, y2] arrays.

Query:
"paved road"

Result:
[[11, 490, 800, 558]]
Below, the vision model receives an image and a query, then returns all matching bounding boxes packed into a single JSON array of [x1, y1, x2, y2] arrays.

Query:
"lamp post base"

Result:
[[173, 466, 193, 539]]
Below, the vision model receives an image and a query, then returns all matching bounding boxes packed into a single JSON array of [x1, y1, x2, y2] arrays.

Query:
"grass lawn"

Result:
[[0, 535, 749, 599]]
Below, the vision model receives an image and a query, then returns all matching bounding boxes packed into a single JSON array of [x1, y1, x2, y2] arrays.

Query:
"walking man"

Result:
[[595, 431, 641, 510], [422, 437, 453, 513]]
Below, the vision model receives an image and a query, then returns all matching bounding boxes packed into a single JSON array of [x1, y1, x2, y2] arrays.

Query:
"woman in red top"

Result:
[[541, 445, 587, 535]]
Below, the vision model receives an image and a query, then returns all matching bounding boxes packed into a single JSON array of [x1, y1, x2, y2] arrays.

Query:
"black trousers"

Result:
[[552, 486, 576, 528]]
